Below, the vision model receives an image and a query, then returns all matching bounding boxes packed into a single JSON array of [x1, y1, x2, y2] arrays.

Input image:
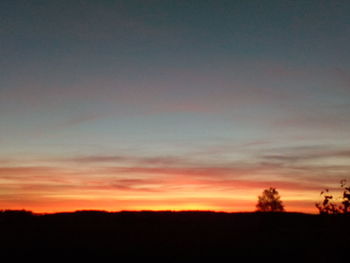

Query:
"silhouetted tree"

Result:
[[340, 179, 350, 213], [256, 187, 285, 212], [316, 179, 350, 214], [315, 188, 340, 214]]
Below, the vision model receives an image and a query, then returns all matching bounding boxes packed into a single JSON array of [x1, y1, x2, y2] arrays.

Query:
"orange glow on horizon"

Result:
[[0, 160, 334, 215], [0, 195, 319, 214]]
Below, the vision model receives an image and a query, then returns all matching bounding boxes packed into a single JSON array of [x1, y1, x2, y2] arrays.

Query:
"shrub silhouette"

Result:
[[340, 179, 350, 213], [256, 187, 285, 212], [316, 179, 350, 214]]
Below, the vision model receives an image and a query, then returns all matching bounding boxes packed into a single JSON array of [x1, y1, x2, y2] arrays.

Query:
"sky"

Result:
[[1, 0, 350, 213]]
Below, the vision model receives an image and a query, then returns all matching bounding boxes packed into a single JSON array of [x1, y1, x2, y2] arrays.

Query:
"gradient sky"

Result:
[[1, 0, 350, 213]]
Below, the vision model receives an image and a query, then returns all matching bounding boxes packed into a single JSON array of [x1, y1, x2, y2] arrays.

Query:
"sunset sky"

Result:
[[1, 0, 350, 213]]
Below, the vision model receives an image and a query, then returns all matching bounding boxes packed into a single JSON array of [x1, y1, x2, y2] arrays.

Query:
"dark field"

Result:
[[1, 210, 349, 261]]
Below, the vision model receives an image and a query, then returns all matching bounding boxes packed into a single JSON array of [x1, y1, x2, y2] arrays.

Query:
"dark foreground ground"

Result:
[[0, 210, 349, 261]]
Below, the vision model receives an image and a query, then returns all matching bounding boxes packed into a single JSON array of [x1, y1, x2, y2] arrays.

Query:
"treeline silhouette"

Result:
[[1, 210, 349, 261]]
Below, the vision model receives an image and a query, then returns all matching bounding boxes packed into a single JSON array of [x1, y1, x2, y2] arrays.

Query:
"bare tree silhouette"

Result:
[[256, 187, 285, 212]]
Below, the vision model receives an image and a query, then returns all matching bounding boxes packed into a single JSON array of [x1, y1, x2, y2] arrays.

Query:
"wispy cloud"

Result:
[[1, 143, 349, 212], [69, 155, 189, 167], [262, 148, 350, 163]]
